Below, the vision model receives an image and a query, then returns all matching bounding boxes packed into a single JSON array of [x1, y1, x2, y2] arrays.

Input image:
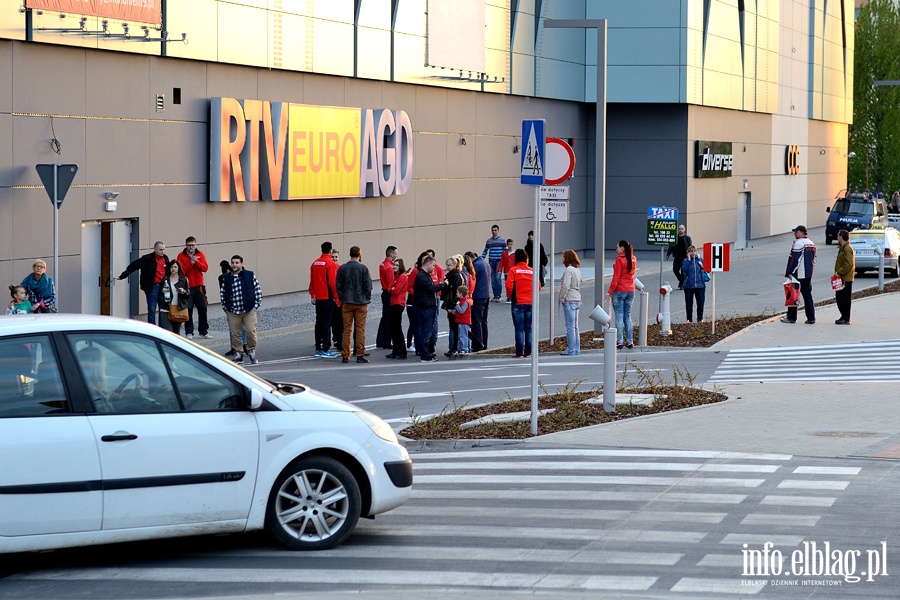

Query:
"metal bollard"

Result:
[[603, 327, 617, 412], [588, 304, 616, 413], [635, 278, 648, 347], [657, 283, 673, 336]]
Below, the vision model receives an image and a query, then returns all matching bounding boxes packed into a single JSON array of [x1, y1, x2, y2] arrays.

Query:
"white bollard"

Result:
[[657, 283, 673, 336]]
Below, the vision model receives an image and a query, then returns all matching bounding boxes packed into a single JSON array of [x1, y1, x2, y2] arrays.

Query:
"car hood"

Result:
[[276, 385, 360, 412]]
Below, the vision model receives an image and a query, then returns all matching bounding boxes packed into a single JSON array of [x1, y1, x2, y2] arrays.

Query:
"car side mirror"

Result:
[[249, 388, 263, 410], [826, 207, 831, 213]]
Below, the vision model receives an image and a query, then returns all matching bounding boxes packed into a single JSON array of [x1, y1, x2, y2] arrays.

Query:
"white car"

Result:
[[848, 227, 900, 277], [0, 315, 411, 553]]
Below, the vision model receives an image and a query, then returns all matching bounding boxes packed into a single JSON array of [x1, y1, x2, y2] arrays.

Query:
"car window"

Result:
[[0, 336, 68, 417], [68, 333, 178, 414], [160, 344, 245, 411]]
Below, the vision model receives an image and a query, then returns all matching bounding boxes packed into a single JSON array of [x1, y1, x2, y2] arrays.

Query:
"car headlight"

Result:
[[355, 411, 399, 444]]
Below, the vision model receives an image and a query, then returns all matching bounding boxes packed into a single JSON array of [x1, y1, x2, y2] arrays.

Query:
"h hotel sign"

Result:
[[210, 98, 414, 202]]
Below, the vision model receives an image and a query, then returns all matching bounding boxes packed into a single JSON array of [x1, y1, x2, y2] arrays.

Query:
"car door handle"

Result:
[[101, 434, 138, 442]]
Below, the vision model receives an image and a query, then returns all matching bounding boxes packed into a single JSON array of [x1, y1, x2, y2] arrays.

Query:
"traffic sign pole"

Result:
[[531, 184, 540, 436], [53, 164, 58, 306]]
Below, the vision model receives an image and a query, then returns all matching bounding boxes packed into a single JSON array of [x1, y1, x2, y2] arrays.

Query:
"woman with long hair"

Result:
[[387, 258, 409, 359], [442, 256, 463, 356], [158, 260, 190, 336], [607, 240, 637, 349], [559, 249, 583, 355]]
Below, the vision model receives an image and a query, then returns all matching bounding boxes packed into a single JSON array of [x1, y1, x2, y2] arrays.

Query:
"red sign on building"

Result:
[[27, 0, 161, 25]]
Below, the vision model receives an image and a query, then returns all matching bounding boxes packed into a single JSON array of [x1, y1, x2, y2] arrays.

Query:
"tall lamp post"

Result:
[[543, 19, 608, 331]]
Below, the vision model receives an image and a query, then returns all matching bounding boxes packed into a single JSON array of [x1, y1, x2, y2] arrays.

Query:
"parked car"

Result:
[[825, 191, 887, 245], [0, 315, 412, 554], [848, 227, 900, 277]]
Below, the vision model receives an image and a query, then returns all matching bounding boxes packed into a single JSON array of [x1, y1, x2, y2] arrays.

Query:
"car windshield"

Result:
[[832, 199, 873, 216]]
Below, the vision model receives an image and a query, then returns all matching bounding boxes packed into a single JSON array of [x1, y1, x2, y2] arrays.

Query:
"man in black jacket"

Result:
[[413, 256, 447, 363], [524, 230, 549, 286], [666, 224, 692, 289], [118, 241, 169, 326]]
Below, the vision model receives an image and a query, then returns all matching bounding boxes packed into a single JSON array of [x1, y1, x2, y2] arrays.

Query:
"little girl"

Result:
[[454, 285, 472, 354], [6, 284, 33, 315]]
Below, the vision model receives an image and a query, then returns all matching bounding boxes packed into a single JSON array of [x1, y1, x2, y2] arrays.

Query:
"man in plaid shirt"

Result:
[[220, 255, 262, 364]]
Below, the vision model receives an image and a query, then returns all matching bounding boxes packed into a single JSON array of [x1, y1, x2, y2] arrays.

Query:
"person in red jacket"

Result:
[[506, 248, 540, 357], [500, 238, 515, 302], [309, 241, 340, 357], [176, 236, 210, 339], [606, 239, 637, 349], [386, 257, 409, 359], [376, 245, 398, 349], [454, 285, 472, 354]]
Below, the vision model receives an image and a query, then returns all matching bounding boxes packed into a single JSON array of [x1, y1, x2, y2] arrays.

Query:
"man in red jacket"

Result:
[[376, 245, 398, 349], [309, 241, 340, 358], [506, 248, 540, 357], [176, 236, 210, 339]]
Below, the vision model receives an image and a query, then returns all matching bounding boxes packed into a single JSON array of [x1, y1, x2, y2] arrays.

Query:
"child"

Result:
[[6, 284, 33, 315], [454, 285, 472, 354], [500, 239, 515, 302]]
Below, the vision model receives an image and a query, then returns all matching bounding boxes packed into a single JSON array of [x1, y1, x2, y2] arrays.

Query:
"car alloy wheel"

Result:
[[266, 456, 361, 550]]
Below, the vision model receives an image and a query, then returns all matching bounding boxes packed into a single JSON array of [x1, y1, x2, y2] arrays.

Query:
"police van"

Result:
[[824, 191, 887, 245]]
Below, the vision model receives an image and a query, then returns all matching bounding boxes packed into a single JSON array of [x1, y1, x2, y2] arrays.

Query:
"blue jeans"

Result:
[[145, 282, 161, 326], [562, 301, 581, 355], [416, 307, 436, 358], [611, 291, 634, 345], [489, 260, 502, 299], [511, 303, 532, 357]]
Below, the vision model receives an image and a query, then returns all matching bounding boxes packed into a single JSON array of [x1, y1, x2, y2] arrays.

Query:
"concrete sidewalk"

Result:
[[532, 291, 900, 459]]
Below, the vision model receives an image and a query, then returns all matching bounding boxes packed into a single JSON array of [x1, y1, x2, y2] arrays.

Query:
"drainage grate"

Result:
[[810, 431, 879, 438]]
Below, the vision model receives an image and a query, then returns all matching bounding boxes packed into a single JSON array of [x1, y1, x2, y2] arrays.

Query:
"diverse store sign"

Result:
[[210, 98, 413, 202], [695, 140, 733, 178], [26, 0, 161, 25]]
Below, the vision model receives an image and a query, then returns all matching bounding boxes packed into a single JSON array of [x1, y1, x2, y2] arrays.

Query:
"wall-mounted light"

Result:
[[742, 178, 749, 189], [513, 144, 520, 154], [819, 148, 827, 155], [105, 191, 119, 200], [459, 136, 467, 146]]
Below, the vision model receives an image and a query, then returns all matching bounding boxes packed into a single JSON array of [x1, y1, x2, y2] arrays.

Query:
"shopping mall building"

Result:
[[0, 1, 854, 316]]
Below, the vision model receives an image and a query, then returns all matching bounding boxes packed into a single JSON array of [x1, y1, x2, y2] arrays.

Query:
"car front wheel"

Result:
[[266, 456, 362, 550]]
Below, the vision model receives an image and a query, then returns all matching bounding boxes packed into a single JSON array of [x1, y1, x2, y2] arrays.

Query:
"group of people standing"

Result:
[[118, 237, 262, 365]]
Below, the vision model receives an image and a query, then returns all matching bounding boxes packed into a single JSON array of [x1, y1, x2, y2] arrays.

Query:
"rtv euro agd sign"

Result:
[[210, 98, 414, 202]]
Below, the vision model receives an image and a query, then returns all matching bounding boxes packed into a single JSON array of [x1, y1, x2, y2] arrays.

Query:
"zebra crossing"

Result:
[[709, 340, 900, 383], [6, 447, 886, 599]]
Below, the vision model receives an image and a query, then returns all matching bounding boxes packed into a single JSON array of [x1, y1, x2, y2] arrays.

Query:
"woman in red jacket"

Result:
[[505, 248, 537, 357], [387, 258, 409, 359], [606, 239, 637, 349]]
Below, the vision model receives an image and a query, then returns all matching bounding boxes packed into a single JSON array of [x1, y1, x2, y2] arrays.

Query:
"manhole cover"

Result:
[[810, 431, 879, 438]]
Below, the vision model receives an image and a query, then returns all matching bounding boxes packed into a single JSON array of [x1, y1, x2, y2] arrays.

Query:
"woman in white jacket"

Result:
[[559, 249, 583, 355]]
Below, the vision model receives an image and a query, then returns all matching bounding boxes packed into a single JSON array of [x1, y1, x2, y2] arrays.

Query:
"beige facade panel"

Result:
[[473, 177, 505, 224], [257, 235, 304, 297], [0, 41, 10, 112], [343, 196, 386, 233], [149, 121, 207, 185], [150, 58, 211, 123], [256, 196, 304, 241], [85, 119, 150, 185], [85, 52, 150, 119], [380, 189, 417, 230], [301, 197, 344, 237], [446, 134, 477, 180], [412, 179, 448, 227], [12, 42, 86, 116], [12, 115, 86, 188], [0, 113, 9, 188]]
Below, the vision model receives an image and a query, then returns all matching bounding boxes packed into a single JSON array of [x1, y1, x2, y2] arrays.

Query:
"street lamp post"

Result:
[[543, 19, 608, 331]]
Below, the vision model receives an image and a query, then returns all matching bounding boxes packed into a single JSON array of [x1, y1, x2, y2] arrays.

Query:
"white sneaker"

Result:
[[186, 333, 194, 339], [248, 350, 259, 364], [198, 333, 214, 339]]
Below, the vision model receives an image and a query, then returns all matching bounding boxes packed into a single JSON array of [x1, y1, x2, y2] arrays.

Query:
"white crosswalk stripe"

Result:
[[6, 447, 867, 598], [709, 341, 900, 382]]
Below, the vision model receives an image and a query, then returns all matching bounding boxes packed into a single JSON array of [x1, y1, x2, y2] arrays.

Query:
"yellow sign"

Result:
[[288, 105, 360, 199]]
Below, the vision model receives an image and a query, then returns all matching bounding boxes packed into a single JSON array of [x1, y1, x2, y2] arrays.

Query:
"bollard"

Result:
[[878, 239, 885, 292], [657, 283, 673, 336], [635, 278, 648, 347], [588, 304, 616, 412], [603, 327, 617, 412]]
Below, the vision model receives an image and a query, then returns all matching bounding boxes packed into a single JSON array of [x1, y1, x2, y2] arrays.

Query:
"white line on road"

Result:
[[412, 461, 779, 473], [410, 489, 748, 504], [359, 381, 430, 388], [414, 474, 765, 487], [411, 448, 793, 461]]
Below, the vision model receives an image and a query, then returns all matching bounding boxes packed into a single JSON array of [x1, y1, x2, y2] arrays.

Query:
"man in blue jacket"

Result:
[[781, 225, 817, 324], [220, 255, 262, 364], [481, 225, 507, 302], [467, 251, 491, 351]]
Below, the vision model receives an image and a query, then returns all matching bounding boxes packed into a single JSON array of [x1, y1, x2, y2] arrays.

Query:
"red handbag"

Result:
[[783, 279, 800, 306]]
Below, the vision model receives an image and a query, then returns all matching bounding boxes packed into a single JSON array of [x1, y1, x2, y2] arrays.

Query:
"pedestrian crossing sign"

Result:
[[520, 119, 545, 186]]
